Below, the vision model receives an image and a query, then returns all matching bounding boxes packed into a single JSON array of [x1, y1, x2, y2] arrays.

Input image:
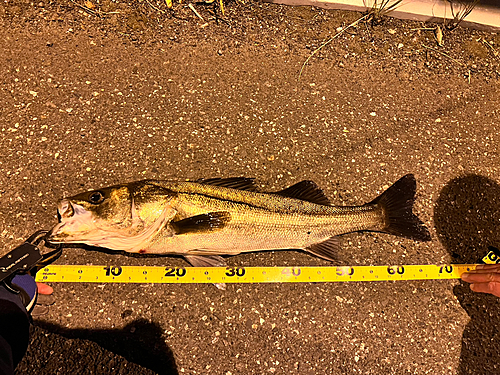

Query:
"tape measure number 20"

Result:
[[36, 263, 479, 284], [34, 248, 500, 285]]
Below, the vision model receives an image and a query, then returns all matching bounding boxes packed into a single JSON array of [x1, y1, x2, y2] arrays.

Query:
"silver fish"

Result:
[[47, 174, 430, 272]]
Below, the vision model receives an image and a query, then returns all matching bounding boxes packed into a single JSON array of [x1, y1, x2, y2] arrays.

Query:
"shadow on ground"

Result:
[[31, 318, 178, 375], [434, 174, 500, 375]]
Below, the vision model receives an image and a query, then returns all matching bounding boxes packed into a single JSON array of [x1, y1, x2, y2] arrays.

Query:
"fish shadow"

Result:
[[434, 174, 500, 375], [35, 318, 178, 375]]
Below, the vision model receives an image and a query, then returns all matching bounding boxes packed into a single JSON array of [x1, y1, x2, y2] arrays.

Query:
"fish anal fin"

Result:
[[172, 212, 231, 235], [306, 237, 341, 262], [184, 255, 227, 290], [184, 254, 227, 267], [196, 177, 257, 191], [275, 180, 330, 206]]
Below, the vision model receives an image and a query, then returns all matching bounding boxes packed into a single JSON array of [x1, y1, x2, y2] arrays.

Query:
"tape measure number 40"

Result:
[[35, 263, 480, 284], [34, 248, 500, 284]]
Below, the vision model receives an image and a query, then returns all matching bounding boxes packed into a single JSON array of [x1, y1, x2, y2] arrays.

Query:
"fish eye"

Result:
[[88, 191, 105, 204]]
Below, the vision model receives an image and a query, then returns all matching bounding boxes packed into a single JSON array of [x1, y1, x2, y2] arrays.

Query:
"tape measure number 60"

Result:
[[36, 264, 478, 284]]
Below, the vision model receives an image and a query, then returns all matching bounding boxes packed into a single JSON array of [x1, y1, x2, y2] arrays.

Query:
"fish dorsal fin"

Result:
[[274, 180, 331, 205], [196, 177, 257, 191], [306, 237, 341, 262], [172, 212, 231, 235]]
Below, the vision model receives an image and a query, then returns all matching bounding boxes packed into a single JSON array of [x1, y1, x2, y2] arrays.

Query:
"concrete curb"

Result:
[[263, 0, 500, 32]]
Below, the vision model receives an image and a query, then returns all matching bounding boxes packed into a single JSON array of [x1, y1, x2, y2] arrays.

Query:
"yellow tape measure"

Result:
[[35, 264, 479, 284]]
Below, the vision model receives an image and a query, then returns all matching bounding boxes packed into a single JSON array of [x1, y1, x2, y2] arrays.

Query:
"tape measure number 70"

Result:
[[35, 263, 479, 284], [34, 248, 500, 284]]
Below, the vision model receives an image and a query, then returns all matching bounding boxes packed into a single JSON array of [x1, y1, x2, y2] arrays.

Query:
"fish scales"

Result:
[[141, 181, 384, 255], [153, 180, 385, 229]]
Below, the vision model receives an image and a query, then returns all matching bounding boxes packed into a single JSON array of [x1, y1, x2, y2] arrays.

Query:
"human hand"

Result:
[[461, 264, 500, 297]]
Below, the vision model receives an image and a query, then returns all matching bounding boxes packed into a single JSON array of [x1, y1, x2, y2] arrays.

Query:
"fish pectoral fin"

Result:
[[184, 255, 227, 290], [196, 177, 257, 192], [306, 237, 341, 262], [172, 212, 231, 235], [274, 180, 331, 206]]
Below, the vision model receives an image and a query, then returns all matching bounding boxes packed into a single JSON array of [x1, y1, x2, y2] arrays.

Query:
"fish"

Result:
[[47, 174, 430, 277]]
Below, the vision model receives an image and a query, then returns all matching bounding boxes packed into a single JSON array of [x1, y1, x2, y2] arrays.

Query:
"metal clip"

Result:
[[0, 230, 63, 284], [29, 230, 63, 275]]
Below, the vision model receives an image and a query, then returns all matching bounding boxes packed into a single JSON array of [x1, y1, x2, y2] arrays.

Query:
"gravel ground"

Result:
[[1, 0, 500, 374]]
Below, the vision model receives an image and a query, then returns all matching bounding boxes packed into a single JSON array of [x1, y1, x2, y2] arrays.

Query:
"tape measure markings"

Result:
[[35, 264, 478, 284]]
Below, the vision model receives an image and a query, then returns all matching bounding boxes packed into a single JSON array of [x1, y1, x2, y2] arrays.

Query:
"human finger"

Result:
[[461, 271, 500, 283], [36, 282, 53, 295], [474, 264, 500, 271], [461, 265, 500, 277], [469, 282, 500, 298]]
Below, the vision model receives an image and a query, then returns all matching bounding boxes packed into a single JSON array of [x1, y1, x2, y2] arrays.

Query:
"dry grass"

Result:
[[445, 0, 480, 30], [298, 0, 404, 80]]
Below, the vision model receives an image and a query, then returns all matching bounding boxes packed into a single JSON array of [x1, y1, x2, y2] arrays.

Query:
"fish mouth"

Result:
[[46, 222, 67, 243], [46, 200, 94, 244], [46, 200, 69, 243], [58, 198, 79, 219]]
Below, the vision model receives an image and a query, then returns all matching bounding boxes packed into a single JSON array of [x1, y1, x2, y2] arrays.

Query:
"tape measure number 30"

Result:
[[35, 263, 479, 284]]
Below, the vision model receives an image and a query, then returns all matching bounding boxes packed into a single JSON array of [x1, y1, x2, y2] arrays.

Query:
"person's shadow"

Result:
[[23, 318, 178, 374], [434, 174, 500, 375]]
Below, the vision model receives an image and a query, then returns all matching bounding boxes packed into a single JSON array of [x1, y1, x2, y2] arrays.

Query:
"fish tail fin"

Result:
[[370, 174, 431, 241]]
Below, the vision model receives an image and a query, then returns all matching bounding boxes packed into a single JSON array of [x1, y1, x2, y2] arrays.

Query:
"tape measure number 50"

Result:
[[35, 264, 478, 284]]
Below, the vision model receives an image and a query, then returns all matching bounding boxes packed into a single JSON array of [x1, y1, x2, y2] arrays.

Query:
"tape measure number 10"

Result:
[[35, 263, 479, 284], [34, 248, 500, 285]]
